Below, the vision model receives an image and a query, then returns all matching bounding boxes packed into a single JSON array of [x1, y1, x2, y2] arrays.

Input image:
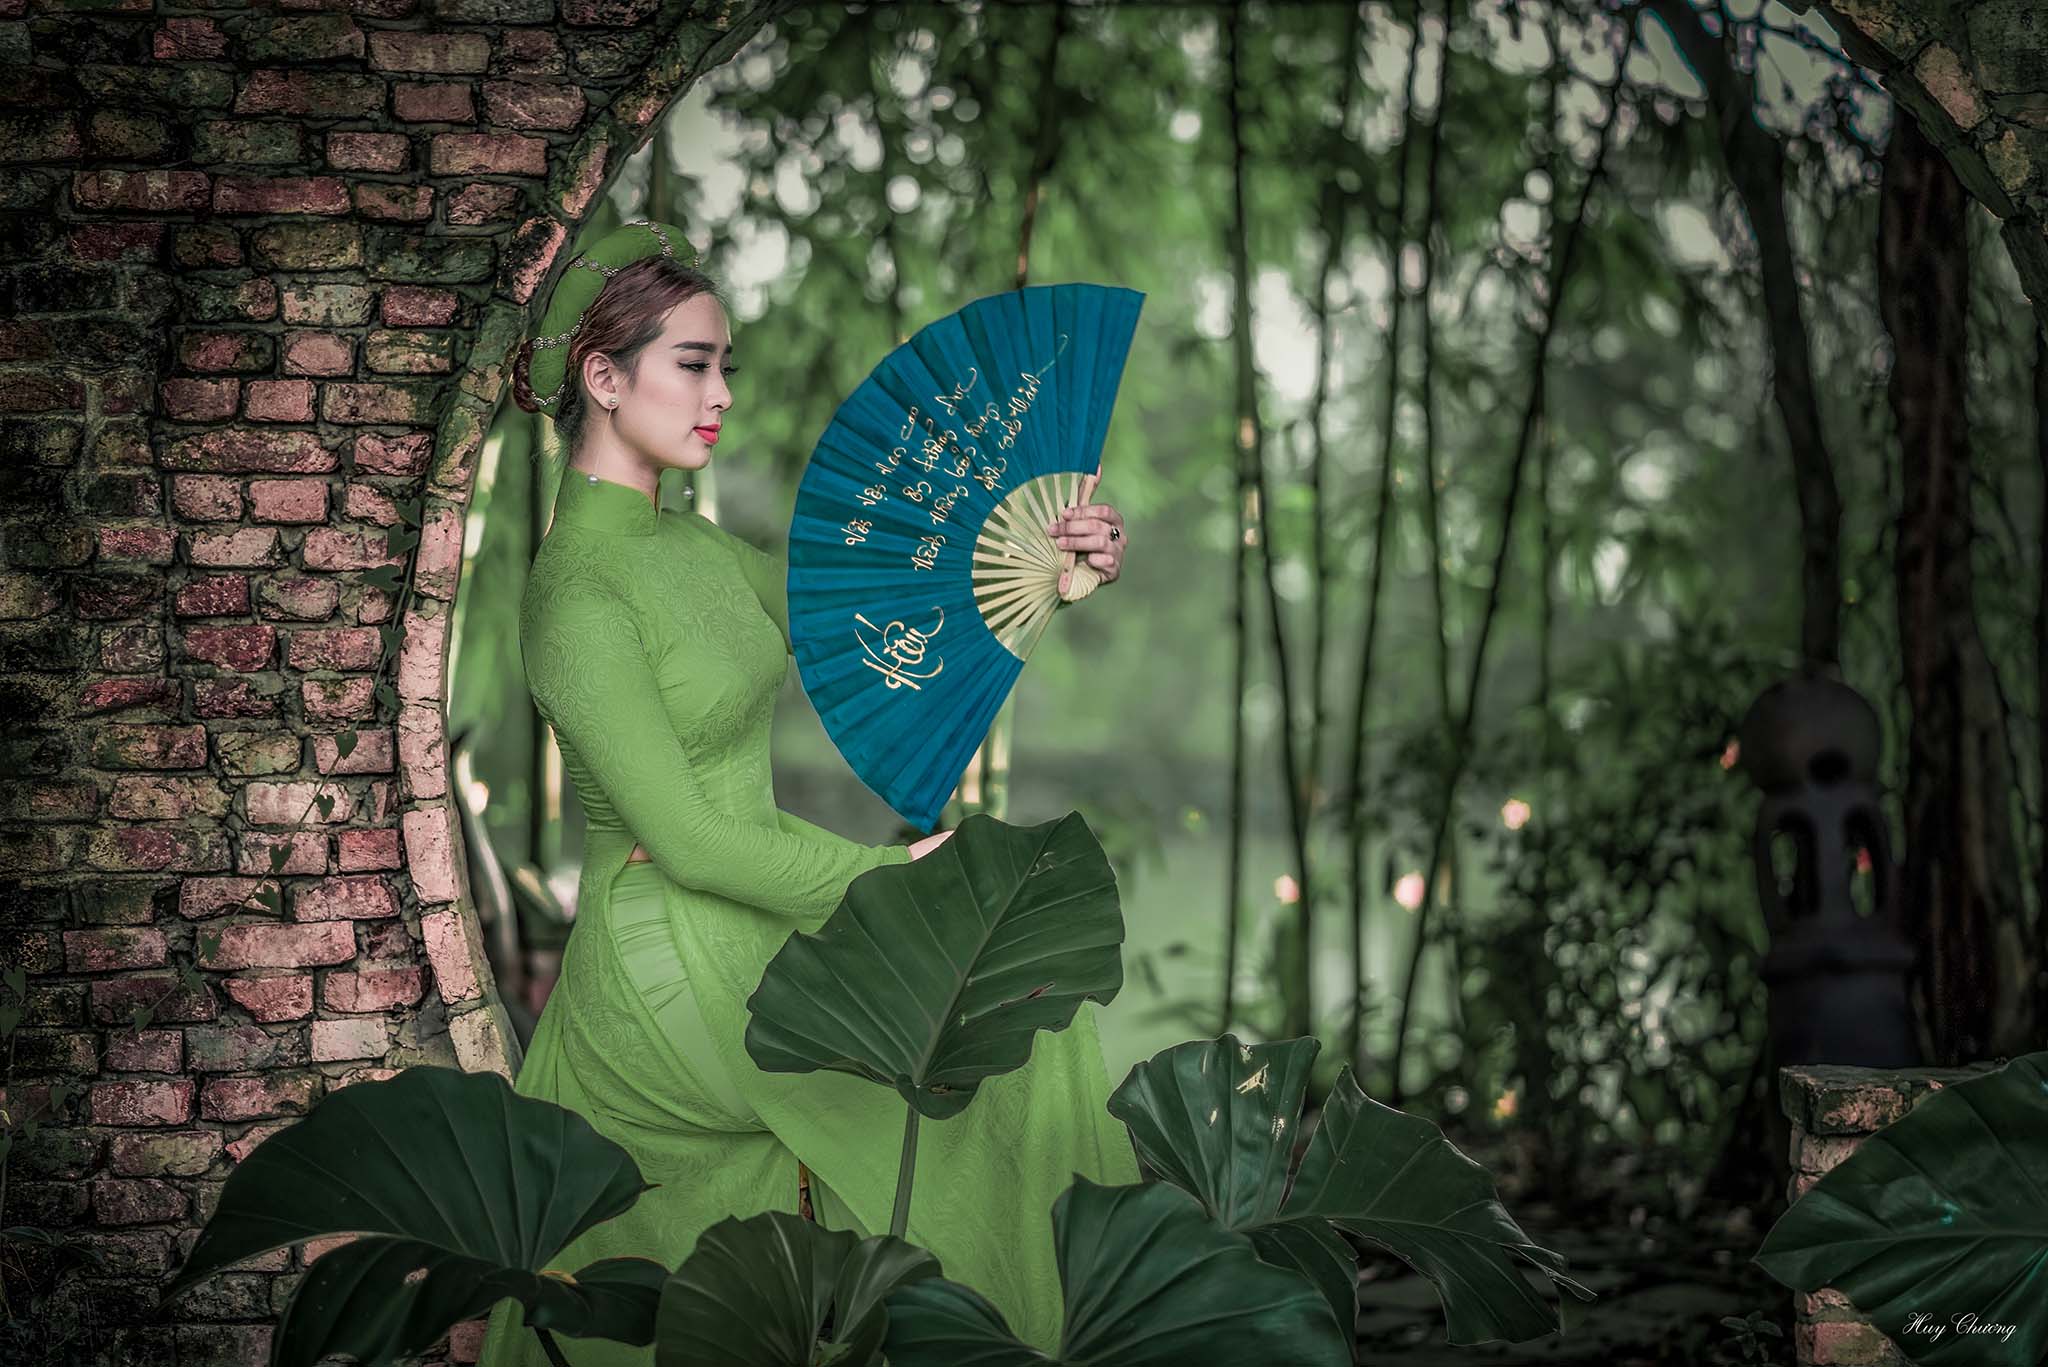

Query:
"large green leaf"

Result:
[[745, 811, 1124, 1120], [881, 1178, 1351, 1365], [166, 1066, 661, 1367], [1755, 1051, 2048, 1366], [1108, 1036, 1589, 1347], [655, 1211, 940, 1366]]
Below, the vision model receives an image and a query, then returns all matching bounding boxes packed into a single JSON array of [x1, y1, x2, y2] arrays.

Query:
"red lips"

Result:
[[694, 426, 720, 446]]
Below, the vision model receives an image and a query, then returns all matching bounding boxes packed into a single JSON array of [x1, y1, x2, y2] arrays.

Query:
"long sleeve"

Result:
[[723, 527, 793, 652], [522, 574, 907, 919]]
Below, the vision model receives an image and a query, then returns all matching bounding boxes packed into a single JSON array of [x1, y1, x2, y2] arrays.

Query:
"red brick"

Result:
[[174, 226, 244, 269], [244, 380, 316, 424], [109, 1130, 222, 1177], [73, 171, 211, 214], [393, 82, 474, 123], [215, 176, 351, 216], [302, 677, 376, 722], [201, 1073, 321, 1122], [233, 70, 387, 119], [224, 973, 313, 1022], [379, 286, 457, 327], [497, 28, 561, 75], [429, 132, 546, 176], [483, 80, 585, 130], [258, 575, 341, 621], [301, 528, 403, 572], [155, 16, 227, 60], [235, 831, 328, 876], [170, 475, 243, 522], [109, 775, 232, 821], [159, 378, 240, 423], [101, 626, 165, 672], [311, 1016, 389, 1061], [93, 1177, 189, 1226], [66, 223, 166, 264], [106, 1028, 183, 1072], [280, 283, 375, 327], [186, 1022, 306, 1072], [282, 330, 353, 377], [355, 184, 435, 222], [321, 966, 422, 1013], [320, 382, 432, 425], [74, 572, 163, 621], [179, 877, 279, 920], [182, 624, 275, 671], [64, 928, 168, 974], [292, 875, 397, 922], [216, 731, 302, 777], [91, 1079, 196, 1127], [199, 922, 354, 972], [364, 329, 455, 374], [247, 477, 330, 524], [0, 372, 85, 413], [396, 608, 445, 700], [420, 906, 475, 1000], [446, 182, 521, 226], [224, 1122, 292, 1165], [97, 527, 177, 565], [174, 575, 251, 618], [78, 677, 179, 716], [337, 827, 402, 871], [177, 330, 272, 375], [342, 483, 401, 525], [369, 31, 488, 73], [19, 783, 98, 819], [327, 131, 410, 172], [353, 430, 433, 474], [184, 528, 282, 569], [195, 678, 281, 719], [245, 780, 355, 827], [85, 826, 232, 874], [285, 626, 380, 671], [94, 723, 207, 770], [164, 428, 337, 474], [90, 975, 218, 1026]]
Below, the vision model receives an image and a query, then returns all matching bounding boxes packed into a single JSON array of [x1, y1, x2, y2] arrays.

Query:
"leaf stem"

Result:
[[533, 1327, 572, 1367], [890, 1105, 920, 1240]]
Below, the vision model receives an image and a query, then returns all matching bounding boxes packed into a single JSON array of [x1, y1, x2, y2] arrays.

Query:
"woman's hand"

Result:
[[1049, 501, 1126, 592], [907, 829, 956, 860]]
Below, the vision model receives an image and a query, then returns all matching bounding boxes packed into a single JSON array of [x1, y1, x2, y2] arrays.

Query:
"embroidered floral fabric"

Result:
[[475, 474, 1136, 1365]]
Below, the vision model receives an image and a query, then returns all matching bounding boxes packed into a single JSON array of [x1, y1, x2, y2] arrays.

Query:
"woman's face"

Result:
[[589, 292, 735, 473]]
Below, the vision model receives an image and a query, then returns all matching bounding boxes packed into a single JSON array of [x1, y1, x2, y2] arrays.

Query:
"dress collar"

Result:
[[552, 470, 659, 537]]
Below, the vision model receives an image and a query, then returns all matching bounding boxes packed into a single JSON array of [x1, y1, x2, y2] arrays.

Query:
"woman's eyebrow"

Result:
[[672, 341, 733, 354]]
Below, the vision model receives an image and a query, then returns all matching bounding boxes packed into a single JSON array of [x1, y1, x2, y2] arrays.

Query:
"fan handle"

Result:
[[1057, 467, 1104, 603]]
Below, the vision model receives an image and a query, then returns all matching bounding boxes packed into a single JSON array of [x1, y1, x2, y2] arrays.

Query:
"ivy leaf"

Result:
[[362, 565, 405, 594], [254, 886, 283, 916], [269, 844, 291, 873], [378, 624, 404, 656], [314, 794, 335, 820], [178, 966, 204, 994], [398, 497, 424, 528], [4, 967, 26, 1001], [0, 1006, 20, 1039], [335, 730, 359, 761], [375, 682, 399, 714], [382, 526, 421, 557], [130, 1005, 153, 1032]]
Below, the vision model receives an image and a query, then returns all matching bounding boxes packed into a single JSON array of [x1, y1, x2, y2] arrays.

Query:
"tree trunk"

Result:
[[1645, 0, 1842, 673], [1880, 111, 2029, 1062]]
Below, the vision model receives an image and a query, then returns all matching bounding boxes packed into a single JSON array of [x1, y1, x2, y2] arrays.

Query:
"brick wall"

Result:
[[1778, 1064, 1995, 1367], [0, 0, 792, 1362]]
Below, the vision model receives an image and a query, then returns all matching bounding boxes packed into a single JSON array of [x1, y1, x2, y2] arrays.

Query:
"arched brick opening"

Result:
[[1788, 0, 2048, 328], [0, 0, 2036, 1361], [1, 1, 790, 1361]]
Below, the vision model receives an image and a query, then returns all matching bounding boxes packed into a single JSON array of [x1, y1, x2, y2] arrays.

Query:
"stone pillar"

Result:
[[1778, 1063, 1995, 1367]]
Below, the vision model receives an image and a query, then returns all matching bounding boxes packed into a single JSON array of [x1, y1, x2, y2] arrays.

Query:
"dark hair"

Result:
[[511, 253, 726, 453]]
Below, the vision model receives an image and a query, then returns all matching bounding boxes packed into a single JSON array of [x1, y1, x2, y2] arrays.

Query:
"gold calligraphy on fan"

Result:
[[854, 606, 946, 692]]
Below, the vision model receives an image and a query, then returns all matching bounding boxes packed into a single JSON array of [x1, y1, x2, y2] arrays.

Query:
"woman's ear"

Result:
[[581, 351, 619, 410]]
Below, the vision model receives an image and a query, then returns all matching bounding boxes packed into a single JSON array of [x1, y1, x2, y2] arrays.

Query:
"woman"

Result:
[[475, 222, 1137, 1366]]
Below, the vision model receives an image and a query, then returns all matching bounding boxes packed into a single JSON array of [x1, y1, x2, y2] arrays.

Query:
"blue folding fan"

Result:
[[787, 283, 1145, 833]]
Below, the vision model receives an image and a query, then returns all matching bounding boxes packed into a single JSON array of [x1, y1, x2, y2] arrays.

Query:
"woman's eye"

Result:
[[682, 364, 741, 376]]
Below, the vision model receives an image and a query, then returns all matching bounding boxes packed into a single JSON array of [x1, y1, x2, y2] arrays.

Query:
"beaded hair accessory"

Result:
[[522, 218, 702, 413]]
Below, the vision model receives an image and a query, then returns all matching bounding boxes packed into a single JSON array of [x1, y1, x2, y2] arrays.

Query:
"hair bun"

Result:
[[509, 337, 544, 414]]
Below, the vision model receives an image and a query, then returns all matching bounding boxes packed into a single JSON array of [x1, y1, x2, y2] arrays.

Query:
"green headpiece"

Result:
[[523, 218, 700, 414]]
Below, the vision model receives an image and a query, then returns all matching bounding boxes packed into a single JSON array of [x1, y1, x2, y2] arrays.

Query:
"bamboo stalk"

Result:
[[1386, 22, 1631, 1107]]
